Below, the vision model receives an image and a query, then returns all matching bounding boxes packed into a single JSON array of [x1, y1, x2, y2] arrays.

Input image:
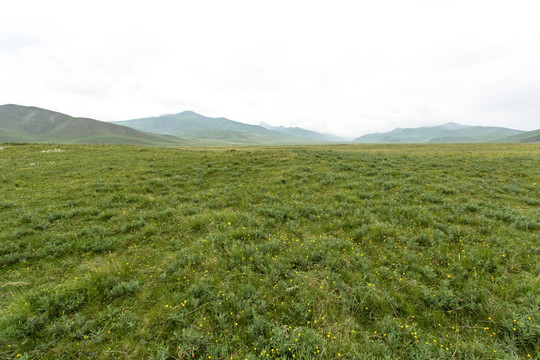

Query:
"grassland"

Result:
[[0, 143, 539, 359]]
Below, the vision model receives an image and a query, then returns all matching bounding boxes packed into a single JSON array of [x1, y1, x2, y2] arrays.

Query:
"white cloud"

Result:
[[1, 0, 539, 137]]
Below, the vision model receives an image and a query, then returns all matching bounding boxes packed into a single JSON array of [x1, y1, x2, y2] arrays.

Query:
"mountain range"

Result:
[[354, 122, 539, 143], [1, 104, 539, 145], [111, 111, 346, 145]]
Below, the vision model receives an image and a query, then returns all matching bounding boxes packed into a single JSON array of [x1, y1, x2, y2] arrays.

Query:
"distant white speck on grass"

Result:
[[41, 149, 67, 153], [0, 147, 5, 150]]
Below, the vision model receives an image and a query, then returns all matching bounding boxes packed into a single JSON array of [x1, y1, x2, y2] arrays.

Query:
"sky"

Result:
[[1, 0, 539, 138]]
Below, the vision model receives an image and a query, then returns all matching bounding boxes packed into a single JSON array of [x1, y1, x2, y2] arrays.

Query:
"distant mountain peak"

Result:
[[440, 122, 470, 130]]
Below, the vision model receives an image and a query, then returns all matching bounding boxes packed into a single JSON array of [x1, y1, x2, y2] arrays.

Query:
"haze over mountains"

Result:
[[259, 123, 348, 142], [1, 104, 539, 145], [111, 111, 341, 145]]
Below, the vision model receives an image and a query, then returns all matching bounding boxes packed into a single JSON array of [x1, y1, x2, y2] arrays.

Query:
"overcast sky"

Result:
[[1, 0, 539, 137]]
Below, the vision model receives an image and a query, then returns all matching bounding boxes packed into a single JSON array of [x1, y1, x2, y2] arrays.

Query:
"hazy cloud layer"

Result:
[[1, 0, 539, 137]]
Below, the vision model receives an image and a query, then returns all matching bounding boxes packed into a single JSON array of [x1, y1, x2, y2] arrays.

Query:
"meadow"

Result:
[[0, 143, 538, 359]]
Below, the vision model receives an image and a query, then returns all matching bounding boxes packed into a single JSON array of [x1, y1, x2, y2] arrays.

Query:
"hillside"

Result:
[[495, 129, 540, 143], [112, 111, 332, 145], [1, 143, 539, 359], [354, 123, 524, 143], [0, 104, 188, 146]]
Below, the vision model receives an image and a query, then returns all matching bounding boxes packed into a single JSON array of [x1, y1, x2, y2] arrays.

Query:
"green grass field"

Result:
[[0, 143, 539, 359]]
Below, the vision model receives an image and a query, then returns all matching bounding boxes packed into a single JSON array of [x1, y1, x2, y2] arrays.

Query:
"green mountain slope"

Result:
[[495, 129, 540, 143], [112, 111, 330, 145], [355, 123, 524, 143], [0, 104, 188, 146]]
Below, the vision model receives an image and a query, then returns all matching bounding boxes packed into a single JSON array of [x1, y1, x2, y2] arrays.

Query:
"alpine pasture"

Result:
[[0, 143, 539, 359]]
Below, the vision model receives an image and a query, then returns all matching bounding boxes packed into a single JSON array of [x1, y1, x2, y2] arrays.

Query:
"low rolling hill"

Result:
[[354, 122, 525, 143], [495, 129, 540, 143], [0, 104, 188, 146]]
